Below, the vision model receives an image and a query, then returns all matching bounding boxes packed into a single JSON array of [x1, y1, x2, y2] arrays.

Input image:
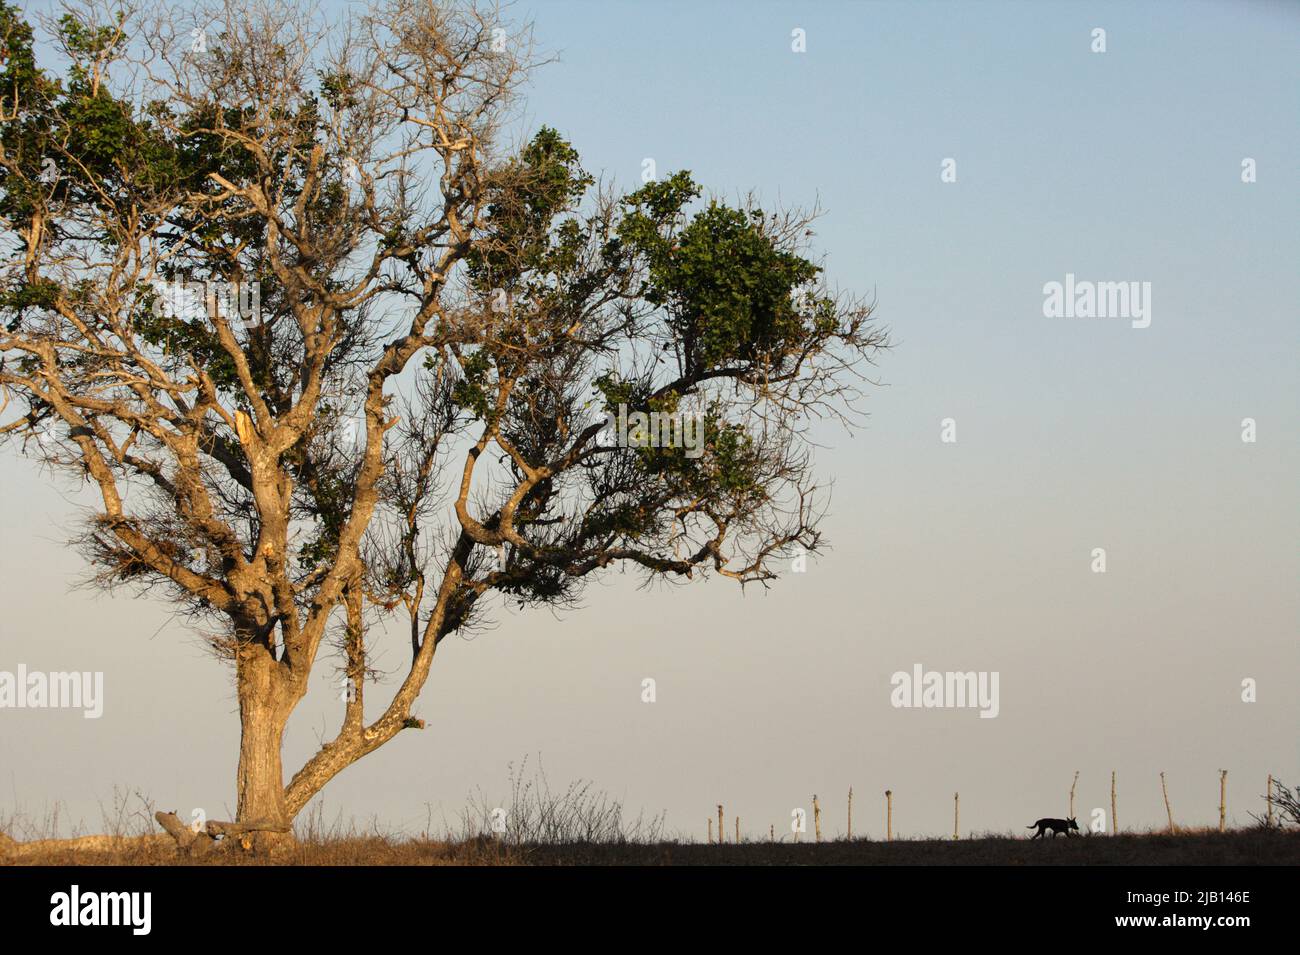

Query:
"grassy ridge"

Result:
[[6, 828, 1298, 866]]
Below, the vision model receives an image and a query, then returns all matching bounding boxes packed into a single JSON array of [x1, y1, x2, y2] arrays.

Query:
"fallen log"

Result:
[[205, 818, 292, 837], [0, 811, 294, 862], [154, 811, 292, 855], [153, 810, 198, 849], [0, 829, 173, 861]]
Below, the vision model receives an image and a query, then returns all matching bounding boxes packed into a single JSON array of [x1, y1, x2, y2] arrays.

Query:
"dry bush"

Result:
[[1250, 779, 1300, 830], [457, 757, 666, 846]]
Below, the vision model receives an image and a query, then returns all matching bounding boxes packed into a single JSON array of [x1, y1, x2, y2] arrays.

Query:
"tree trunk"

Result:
[[235, 647, 294, 852]]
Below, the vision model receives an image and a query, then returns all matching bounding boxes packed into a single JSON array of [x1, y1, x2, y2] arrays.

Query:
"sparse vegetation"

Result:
[[1250, 778, 1300, 830], [4, 768, 1299, 865], [3, 826, 1297, 867], [456, 757, 667, 846]]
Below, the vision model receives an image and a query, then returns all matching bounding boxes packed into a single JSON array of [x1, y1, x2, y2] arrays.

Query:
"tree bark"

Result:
[[235, 645, 294, 852]]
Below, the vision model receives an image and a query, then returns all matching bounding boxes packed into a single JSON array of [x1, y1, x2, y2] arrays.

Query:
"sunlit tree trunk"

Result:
[[235, 646, 293, 848]]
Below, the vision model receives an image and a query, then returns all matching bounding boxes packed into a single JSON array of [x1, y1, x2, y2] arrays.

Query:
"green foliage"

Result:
[[591, 371, 638, 411], [0, 4, 354, 402], [619, 176, 822, 369], [0, 3, 59, 226], [451, 349, 494, 420], [1, 1, 861, 614], [468, 126, 595, 293], [131, 286, 241, 390]]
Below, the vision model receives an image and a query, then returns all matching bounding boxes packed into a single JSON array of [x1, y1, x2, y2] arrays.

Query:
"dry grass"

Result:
[[5, 769, 1298, 866], [2, 828, 1297, 866]]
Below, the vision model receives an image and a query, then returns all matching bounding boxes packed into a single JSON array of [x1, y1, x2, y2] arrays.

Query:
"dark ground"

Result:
[[7, 827, 1298, 865]]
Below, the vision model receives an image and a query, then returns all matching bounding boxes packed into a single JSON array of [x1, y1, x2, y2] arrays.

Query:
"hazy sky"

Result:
[[1, 0, 1296, 842]]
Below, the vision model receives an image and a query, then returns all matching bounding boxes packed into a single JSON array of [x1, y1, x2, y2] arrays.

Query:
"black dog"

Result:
[[1027, 817, 1079, 839]]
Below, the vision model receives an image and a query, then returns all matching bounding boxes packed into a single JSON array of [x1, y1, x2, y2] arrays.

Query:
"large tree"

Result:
[[0, 0, 885, 850]]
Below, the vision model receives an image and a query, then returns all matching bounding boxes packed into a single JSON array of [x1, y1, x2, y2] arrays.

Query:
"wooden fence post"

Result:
[[847, 787, 853, 840], [1160, 772, 1175, 833], [953, 792, 960, 840], [717, 804, 724, 845], [1219, 770, 1227, 833], [1267, 774, 1274, 829], [885, 790, 893, 841], [1111, 771, 1118, 835], [813, 794, 821, 843], [1070, 770, 1079, 818]]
